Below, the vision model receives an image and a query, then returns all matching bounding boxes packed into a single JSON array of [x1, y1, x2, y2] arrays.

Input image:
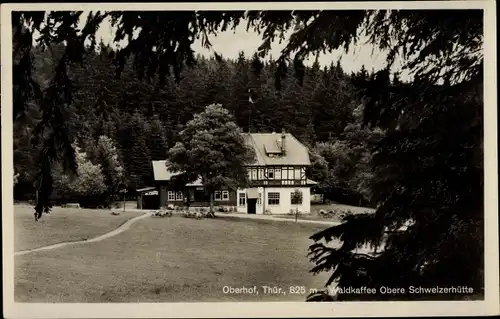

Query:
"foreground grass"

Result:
[[15, 215, 332, 302], [275, 203, 375, 223], [14, 205, 142, 251]]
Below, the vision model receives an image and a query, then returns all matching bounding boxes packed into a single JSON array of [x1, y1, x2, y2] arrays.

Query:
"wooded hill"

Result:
[[14, 42, 388, 207]]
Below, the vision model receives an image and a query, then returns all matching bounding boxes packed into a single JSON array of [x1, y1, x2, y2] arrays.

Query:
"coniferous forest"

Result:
[[14, 43, 384, 208]]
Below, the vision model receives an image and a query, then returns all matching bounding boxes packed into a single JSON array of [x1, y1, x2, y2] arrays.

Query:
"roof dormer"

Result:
[[263, 129, 287, 158]]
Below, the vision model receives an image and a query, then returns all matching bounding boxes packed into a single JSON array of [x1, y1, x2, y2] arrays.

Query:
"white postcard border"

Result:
[[2, 1, 498, 318]]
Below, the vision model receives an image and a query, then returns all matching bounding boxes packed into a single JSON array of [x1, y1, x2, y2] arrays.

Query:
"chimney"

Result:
[[281, 129, 286, 155]]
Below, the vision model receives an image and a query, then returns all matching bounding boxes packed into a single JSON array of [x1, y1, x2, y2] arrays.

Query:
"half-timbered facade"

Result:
[[151, 130, 316, 214], [237, 130, 316, 214], [246, 166, 308, 186]]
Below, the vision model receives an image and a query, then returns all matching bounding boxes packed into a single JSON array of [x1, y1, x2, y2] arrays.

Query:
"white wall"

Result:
[[237, 187, 311, 215], [236, 187, 264, 214]]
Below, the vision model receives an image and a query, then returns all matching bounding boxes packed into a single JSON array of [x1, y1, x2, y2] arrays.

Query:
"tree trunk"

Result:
[[184, 190, 190, 210], [207, 192, 216, 218]]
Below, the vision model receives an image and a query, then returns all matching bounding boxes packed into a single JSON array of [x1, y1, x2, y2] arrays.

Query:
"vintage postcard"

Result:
[[2, 1, 499, 318]]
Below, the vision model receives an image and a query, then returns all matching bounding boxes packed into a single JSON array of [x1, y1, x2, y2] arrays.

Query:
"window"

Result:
[[239, 193, 246, 206], [222, 191, 229, 200], [257, 193, 262, 205], [275, 168, 282, 179], [176, 191, 183, 200], [294, 168, 301, 180], [267, 169, 274, 179], [268, 192, 280, 205], [214, 191, 222, 200], [284, 167, 294, 180], [258, 168, 265, 180], [167, 191, 175, 201], [291, 191, 303, 205], [251, 169, 257, 181]]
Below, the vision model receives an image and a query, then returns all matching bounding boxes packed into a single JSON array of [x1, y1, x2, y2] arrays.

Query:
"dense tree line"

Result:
[[14, 42, 383, 207]]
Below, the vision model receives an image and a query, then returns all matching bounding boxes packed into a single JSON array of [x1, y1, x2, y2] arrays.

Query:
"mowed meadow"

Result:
[[14, 205, 143, 252], [14, 205, 333, 302]]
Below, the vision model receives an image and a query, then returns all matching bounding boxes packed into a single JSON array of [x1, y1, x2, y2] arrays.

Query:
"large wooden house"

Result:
[[147, 130, 317, 214]]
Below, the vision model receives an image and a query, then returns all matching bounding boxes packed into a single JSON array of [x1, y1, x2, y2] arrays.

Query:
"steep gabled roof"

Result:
[[151, 161, 202, 185], [243, 132, 311, 166], [151, 160, 178, 181]]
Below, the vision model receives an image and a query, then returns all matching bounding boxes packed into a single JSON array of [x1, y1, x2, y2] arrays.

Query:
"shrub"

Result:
[[152, 209, 173, 217], [183, 210, 204, 219], [195, 212, 204, 219]]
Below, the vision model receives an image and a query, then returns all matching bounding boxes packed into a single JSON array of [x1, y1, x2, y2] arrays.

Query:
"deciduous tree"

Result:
[[54, 145, 107, 209], [88, 135, 125, 204], [167, 104, 256, 217]]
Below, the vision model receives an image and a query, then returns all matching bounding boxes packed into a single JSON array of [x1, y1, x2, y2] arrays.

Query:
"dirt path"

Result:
[[15, 212, 151, 257]]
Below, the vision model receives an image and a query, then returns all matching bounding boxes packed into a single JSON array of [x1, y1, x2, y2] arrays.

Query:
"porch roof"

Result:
[[186, 178, 203, 187], [306, 179, 318, 185], [136, 186, 156, 193]]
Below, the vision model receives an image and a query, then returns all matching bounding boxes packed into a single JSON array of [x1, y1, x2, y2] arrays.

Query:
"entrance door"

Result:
[[247, 198, 257, 214], [143, 195, 160, 209], [193, 190, 206, 202]]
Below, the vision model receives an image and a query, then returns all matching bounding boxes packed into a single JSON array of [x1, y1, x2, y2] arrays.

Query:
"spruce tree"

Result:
[[147, 116, 168, 161]]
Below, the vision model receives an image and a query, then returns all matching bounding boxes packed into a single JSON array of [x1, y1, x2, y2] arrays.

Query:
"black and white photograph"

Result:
[[2, 1, 498, 318]]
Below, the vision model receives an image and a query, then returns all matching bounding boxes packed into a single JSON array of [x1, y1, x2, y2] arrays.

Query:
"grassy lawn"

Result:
[[275, 203, 375, 223], [14, 205, 143, 251], [15, 214, 333, 302]]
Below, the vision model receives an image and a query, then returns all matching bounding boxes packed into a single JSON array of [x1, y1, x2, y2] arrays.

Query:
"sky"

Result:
[[84, 12, 405, 78]]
